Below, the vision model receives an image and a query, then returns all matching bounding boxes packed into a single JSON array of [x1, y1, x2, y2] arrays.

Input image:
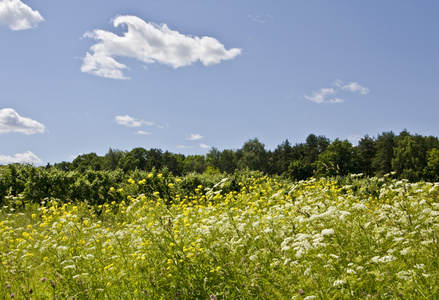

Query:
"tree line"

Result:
[[49, 130, 439, 182]]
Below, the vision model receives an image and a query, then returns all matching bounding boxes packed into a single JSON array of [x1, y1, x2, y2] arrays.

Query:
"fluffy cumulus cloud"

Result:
[[0, 108, 45, 134], [0, 0, 44, 30], [81, 15, 242, 79], [187, 133, 203, 141], [304, 80, 369, 104], [115, 115, 153, 127], [0, 151, 42, 164], [304, 88, 343, 104]]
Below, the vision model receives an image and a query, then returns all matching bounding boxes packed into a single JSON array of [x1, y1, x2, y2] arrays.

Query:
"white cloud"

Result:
[[0, 151, 42, 164], [0, 108, 45, 134], [81, 15, 242, 79], [177, 145, 193, 149], [115, 115, 153, 127], [341, 82, 370, 95], [304, 80, 369, 104], [0, 0, 43, 30], [187, 133, 203, 141], [247, 14, 273, 23], [304, 88, 340, 104], [200, 143, 210, 149], [135, 130, 150, 135], [247, 15, 265, 23]]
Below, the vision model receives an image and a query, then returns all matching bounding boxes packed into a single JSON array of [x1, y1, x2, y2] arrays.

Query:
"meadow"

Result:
[[1, 172, 438, 299]]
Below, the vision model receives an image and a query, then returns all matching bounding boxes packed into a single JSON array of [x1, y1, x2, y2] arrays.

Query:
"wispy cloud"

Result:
[[247, 15, 265, 23], [304, 80, 369, 104], [0, 151, 42, 164], [340, 82, 370, 95], [0, 0, 44, 30], [187, 133, 203, 141], [135, 130, 150, 135], [81, 15, 242, 79], [115, 115, 153, 127], [247, 14, 273, 23], [200, 143, 210, 149], [0, 108, 45, 134]]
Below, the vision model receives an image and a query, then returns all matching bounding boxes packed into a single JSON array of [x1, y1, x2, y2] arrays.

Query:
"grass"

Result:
[[1, 175, 439, 299]]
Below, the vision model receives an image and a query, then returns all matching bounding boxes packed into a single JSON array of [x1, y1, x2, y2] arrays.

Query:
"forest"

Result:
[[52, 130, 439, 182]]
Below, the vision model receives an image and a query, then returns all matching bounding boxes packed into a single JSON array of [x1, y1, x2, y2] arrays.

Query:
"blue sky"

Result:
[[1, 0, 438, 165]]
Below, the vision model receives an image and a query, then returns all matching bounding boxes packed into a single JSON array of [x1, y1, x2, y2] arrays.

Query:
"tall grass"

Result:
[[1, 175, 438, 299]]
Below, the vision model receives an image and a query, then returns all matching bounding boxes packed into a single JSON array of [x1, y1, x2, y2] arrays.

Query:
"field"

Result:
[[1, 173, 439, 299]]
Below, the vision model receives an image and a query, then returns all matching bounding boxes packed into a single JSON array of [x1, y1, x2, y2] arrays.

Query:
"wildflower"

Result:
[[321, 228, 335, 236], [298, 289, 304, 295], [6, 284, 10, 288]]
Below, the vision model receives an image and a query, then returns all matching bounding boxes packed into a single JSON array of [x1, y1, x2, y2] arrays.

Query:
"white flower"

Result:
[[333, 279, 345, 287], [321, 228, 335, 236]]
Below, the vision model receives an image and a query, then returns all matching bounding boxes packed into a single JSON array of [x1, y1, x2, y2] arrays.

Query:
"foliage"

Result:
[[5, 130, 439, 185]]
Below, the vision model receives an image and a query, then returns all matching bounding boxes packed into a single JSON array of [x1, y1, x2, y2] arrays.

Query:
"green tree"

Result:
[[237, 138, 268, 172], [373, 131, 396, 176], [145, 148, 163, 171], [71, 153, 104, 172], [103, 148, 125, 170], [218, 149, 237, 174], [117, 147, 148, 172], [424, 148, 439, 182], [206, 147, 221, 170], [287, 158, 313, 180], [357, 135, 376, 176], [271, 139, 294, 175], [315, 139, 361, 177], [162, 151, 184, 176], [305, 134, 330, 165], [392, 134, 424, 181], [183, 155, 207, 174]]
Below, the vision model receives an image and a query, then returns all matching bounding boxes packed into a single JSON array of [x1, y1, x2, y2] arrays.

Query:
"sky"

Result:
[[1, 0, 439, 165]]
